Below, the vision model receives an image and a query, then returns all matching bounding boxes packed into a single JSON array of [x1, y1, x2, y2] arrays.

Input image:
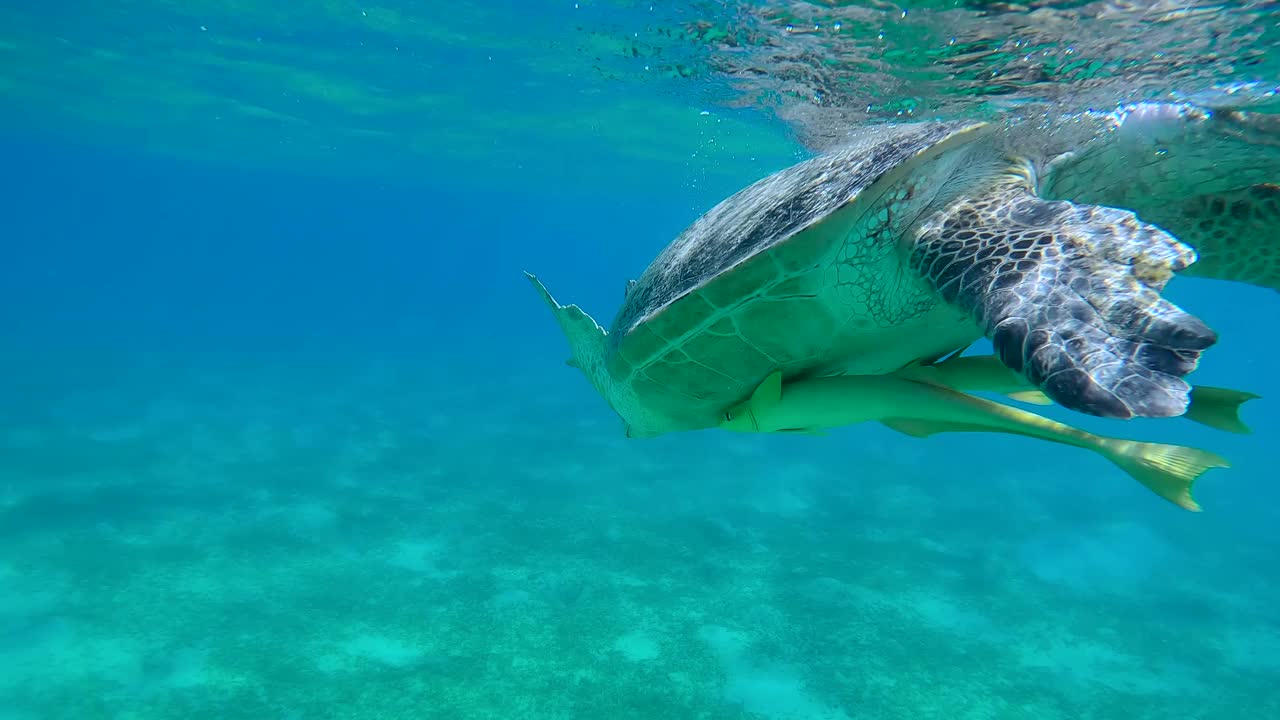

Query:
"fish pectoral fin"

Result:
[[778, 427, 826, 436], [1184, 386, 1262, 434], [880, 418, 994, 438], [1006, 390, 1052, 405]]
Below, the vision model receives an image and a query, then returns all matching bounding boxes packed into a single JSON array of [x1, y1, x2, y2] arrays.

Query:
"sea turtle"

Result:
[[527, 101, 1279, 439]]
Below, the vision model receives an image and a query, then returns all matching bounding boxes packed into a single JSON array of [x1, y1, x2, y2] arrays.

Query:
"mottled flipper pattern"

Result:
[[912, 180, 1218, 419]]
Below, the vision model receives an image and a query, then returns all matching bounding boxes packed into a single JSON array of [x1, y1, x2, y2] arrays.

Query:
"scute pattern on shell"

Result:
[[610, 120, 975, 344]]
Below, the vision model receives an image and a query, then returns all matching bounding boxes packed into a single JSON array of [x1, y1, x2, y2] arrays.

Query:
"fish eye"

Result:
[[724, 411, 733, 421]]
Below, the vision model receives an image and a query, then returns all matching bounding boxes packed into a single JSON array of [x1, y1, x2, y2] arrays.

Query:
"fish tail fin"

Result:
[[1184, 386, 1260, 434], [1101, 439, 1230, 512]]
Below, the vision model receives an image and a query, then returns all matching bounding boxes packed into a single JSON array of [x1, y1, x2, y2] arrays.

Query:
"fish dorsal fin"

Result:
[[751, 371, 783, 413], [926, 344, 973, 367]]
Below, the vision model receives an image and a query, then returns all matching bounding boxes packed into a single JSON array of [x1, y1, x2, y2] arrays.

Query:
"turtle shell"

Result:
[[606, 120, 989, 436]]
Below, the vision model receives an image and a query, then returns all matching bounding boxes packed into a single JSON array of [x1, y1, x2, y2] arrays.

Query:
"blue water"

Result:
[[3, 2, 1279, 718]]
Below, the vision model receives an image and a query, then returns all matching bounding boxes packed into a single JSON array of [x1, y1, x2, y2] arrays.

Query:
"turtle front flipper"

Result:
[[910, 175, 1217, 420]]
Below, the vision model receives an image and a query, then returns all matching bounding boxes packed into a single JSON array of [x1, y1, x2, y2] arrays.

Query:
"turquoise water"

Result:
[[2, 2, 1278, 718]]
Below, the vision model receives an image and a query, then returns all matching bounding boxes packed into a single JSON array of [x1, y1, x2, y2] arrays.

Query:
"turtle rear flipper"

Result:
[[911, 178, 1217, 419], [1153, 184, 1280, 293], [1041, 102, 1280, 294]]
